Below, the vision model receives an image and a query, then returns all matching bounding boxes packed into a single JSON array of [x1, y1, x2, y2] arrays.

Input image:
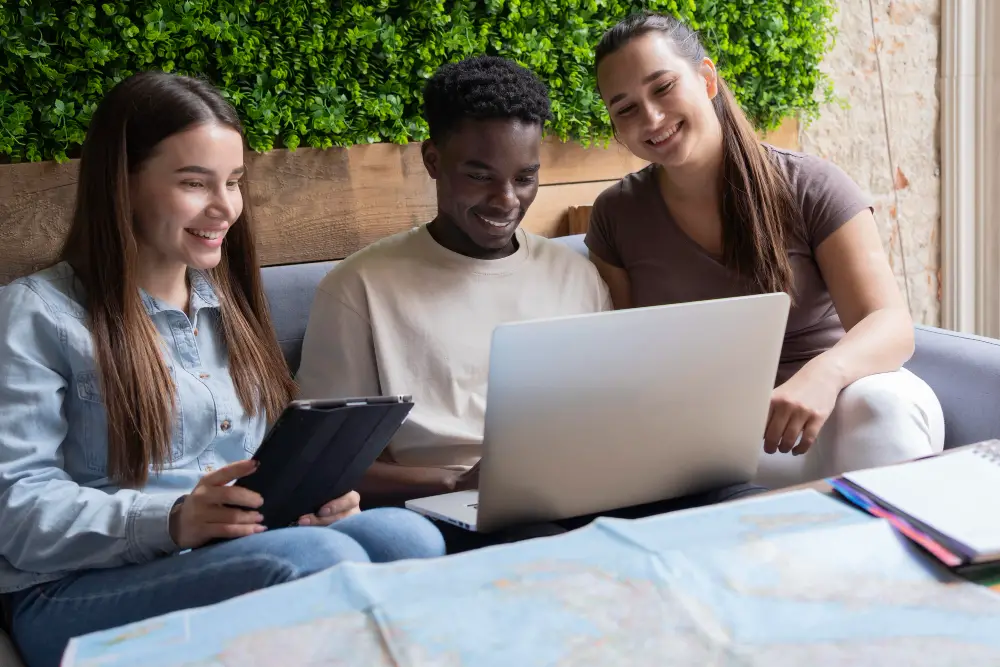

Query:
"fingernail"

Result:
[[299, 516, 311, 526], [319, 507, 332, 517], [254, 513, 264, 522], [254, 525, 267, 533]]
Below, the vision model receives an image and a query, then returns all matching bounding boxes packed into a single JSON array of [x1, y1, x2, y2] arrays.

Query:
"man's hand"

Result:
[[297, 491, 362, 527], [452, 461, 480, 491]]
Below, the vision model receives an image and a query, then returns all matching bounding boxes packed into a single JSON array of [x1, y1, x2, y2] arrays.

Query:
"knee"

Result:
[[235, 527, 371, 585], [334, 508, 445, 563], [833, 374, 925, 429]]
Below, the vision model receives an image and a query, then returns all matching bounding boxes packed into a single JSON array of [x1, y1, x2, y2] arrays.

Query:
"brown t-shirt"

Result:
[[585, 146, 872, 385]]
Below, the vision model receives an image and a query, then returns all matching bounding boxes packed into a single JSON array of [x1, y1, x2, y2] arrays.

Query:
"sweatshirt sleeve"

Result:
[[295, 279, 381, 402], [0, 283, 180, 575]]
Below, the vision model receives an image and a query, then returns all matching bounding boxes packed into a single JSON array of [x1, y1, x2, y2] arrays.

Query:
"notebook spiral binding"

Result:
[[972, 440, 1000, 462]]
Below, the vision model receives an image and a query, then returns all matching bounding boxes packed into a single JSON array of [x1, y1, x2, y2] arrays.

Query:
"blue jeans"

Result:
[[8, 507, 444, 667]]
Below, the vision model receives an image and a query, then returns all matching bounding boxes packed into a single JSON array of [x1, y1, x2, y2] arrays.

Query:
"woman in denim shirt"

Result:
[[0, 72, 445, 666]]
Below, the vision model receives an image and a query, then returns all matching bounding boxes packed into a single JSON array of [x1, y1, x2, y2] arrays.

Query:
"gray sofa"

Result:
[[3, 233, 1000, 666]]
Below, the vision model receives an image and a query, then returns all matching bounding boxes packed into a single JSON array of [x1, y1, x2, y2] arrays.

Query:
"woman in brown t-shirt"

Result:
[[585, 12, 944, 488]]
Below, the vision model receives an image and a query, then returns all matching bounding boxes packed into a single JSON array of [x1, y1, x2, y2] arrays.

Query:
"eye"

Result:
[[467, 173, 491, 182], [516, 175, 537, 185], [226, 180, 241, 189], [615, 104, 636, 117], [655, 81, 676, 95], [182, 181, 205, 189]]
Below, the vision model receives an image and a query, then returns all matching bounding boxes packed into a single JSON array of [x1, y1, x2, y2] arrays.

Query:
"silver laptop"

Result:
[[405, 292, 790, 533]]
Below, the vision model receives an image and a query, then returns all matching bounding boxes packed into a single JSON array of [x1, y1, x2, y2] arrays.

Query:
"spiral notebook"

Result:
[[839, 441, 1000, 565]]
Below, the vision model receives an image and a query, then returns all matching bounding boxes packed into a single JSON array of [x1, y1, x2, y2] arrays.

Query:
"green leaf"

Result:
[[0, 0, 836, 161]]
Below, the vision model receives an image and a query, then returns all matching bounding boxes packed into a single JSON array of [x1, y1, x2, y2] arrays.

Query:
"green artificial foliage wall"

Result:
[[0, 0, 836, 162]]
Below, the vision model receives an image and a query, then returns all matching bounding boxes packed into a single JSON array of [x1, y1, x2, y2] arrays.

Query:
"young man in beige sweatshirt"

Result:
[[296, 56, 612, 510]]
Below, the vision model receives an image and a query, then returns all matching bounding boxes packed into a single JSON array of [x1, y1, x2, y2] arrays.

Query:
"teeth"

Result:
[[649, 122, 682, 144], [477, 214, 514, 228], [187, 229, 222, 240]]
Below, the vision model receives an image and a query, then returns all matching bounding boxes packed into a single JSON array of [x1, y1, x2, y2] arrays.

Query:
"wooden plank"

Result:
[[765, 117, 799, 150], [248, 144, 434, 266], [0, 160, 79, 283], [520, 181, 617, 238], [538, 138, 646, 185], [0, 117, 800, 284]]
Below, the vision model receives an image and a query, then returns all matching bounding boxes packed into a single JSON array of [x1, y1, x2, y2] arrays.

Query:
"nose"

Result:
[[207, 184, 238, 221], [639, 101, 665, 127], [488, 181, 519, 212]]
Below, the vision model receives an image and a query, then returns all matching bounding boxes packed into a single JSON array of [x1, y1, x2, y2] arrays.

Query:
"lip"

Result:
[[645, 121, 684, 148], [185, 227, 228, 247]]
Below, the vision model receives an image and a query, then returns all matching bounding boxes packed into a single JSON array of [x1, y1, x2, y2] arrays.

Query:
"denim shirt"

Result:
[[0, 262, 266, 593]]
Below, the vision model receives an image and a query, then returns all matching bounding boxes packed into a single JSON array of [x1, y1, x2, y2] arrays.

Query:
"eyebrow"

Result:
[[175, 165, 246, 176], [607, 69, 674, 106], [463, 160, 541, 173]]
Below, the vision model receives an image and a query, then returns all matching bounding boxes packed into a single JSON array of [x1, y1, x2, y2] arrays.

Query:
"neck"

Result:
[[657, 137, 725, 208], [426, 215, 519, 260], [137, 255, 190, 313]]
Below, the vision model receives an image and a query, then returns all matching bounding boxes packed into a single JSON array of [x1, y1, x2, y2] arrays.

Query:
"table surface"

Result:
[[764, 444, 1000, 592]]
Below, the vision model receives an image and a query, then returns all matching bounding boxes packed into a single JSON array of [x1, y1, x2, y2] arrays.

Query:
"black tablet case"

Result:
[[235, 397, 413, 528]]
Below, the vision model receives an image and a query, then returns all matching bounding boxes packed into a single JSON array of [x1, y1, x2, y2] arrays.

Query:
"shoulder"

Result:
[[317, 228, 422, 291], [1, 263, 86, 321], [0, 263, 85, 364], [765, 146, 872, 245], [523, 233, 602, 279], [766, 145, 863, 197], [592, 164, 657, 213]]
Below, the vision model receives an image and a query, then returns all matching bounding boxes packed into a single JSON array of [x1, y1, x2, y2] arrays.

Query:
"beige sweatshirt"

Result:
[[296, 225, 612, 470]]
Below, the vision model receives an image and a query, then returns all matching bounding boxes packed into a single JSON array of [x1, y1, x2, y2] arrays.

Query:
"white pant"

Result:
[[753, 368, 945, 489]]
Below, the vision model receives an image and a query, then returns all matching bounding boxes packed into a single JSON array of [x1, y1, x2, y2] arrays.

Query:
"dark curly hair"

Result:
[[422, 55, 553, 142]]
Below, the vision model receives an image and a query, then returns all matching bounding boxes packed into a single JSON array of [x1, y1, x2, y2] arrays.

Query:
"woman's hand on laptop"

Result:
[[764, 367, 840, 457], [297, 491, 362, 526]]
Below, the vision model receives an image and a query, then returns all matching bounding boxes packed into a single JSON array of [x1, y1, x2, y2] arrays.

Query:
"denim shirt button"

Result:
[[199, 373, 210, 379], [220, 419, 232, 432]]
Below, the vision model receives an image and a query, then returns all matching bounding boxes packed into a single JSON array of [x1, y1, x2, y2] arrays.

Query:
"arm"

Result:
[[295, 285, 463, 504], [584, 190, 632, 310], [805, 208, 914, 389], [589, 251, 632, 310], [764, 209, 914, 455], [0, 285, 180, 574]]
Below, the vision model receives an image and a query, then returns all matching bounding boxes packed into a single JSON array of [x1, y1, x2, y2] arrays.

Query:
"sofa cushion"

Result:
[[261, 260, 337, 374], [905, 325, 1000, 448]]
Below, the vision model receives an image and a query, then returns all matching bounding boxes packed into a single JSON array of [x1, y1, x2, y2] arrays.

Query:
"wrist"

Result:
[[801, 352, 850, 393], [168, 495, 186, 545]]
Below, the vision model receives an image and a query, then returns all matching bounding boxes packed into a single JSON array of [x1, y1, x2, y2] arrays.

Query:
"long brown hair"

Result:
[[595, 12, 797, 297], [61, 71, 296, 487]]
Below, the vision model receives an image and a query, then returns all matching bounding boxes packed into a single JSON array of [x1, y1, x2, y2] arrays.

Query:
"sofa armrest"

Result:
[[905, 325, 1000, 448]]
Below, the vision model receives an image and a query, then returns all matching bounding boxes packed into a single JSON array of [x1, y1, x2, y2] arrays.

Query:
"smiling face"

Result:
[[129, 122, 246, 276], [597, 31, 722, 169], [422, 117, 542, 258]]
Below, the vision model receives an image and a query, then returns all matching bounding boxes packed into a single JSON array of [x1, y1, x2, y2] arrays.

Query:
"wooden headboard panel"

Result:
[[0, 139, 644, 285], [0, 118, 798, 285]]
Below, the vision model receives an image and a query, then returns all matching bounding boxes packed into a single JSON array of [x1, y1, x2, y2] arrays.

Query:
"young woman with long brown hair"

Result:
[[586, 12, 945, 488], [0, 71, 443, 667]]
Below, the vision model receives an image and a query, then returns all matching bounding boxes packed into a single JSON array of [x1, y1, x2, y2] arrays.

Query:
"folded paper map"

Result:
[[63, 490, 1000, 666]]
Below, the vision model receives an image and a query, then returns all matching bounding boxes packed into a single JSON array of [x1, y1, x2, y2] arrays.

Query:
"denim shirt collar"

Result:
[[139, 270, 220, 317]]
